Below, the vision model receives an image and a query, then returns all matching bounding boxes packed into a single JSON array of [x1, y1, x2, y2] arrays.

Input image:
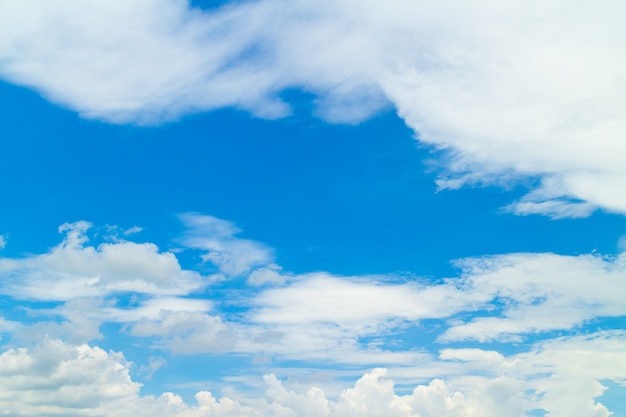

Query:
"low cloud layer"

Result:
[[0, 215, 625, 415], [1, 0, 624, 216], [1, 333, 624, 417]]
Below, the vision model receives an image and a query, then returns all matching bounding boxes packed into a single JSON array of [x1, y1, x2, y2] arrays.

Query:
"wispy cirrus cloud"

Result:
[[1, 1, 624, 217], [178, 213, 275, 278]]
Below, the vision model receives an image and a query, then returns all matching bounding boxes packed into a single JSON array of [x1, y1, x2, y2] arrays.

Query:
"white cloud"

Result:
[[437, 331, 626, 417], [248, 264, 287, 286], [227, 252, 626, 366], [124, 226, 144, 236], [0, 316, 22, 336], [0, 215, 624, 417], [0, 221, 205, 300], [253, 272, 471, 331], [1, 333, 625, 416], [251, 252, 626, 346], [130, 310, 236, 354], [179, 213, 274, 277], [2, 218, 625, 362], [126, 296, 212, 318], [440, 252, 626, 342], [1, 1, 625, 216], [0, 234, 6, 250], [0, 339, 141, 416]]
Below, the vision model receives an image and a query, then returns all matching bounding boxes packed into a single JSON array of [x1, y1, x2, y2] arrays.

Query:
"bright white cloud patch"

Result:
[[1, 218, 625, 359], [0, 216, 624, 417], [0, 339, 141, 416], [2, 0, 624, 413], [253, 253, 626, 346], [0, 221, 204, 300], [1, 0, 624, 216], [0, 334, 624, 417]]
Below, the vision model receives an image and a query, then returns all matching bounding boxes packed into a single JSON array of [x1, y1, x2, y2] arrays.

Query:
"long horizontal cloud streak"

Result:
[[254, 253, 626, 344], [1, 0, 624, 216]]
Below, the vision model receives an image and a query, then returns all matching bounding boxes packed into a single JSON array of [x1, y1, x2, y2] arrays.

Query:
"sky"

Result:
[[0, 1, 625, 416]]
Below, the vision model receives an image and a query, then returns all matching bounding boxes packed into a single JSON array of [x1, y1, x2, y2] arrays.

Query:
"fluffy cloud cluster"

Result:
[[0, 339, 141, 416], [1, 333, 624, 417], [0, 215, 625, 415], [1, 215, 625, 363], [0, 221, 203, 299], [1, 0, 624, 216]]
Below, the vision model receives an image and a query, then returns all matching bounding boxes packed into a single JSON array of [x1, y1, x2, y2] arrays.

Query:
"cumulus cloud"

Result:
[[1, 1, 624, 216], [0, 339, 141, 416], [0, 217, 625, 415], [0, 221, 204, 300], [1, 334, 624, 417]]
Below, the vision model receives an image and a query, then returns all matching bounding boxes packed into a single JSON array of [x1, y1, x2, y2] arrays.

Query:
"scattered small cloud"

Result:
[[138, 356, 166, 380], [124, 226, 143, 236]]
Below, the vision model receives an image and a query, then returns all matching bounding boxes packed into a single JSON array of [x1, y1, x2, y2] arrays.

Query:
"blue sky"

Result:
[[1, 1, 626, 416]]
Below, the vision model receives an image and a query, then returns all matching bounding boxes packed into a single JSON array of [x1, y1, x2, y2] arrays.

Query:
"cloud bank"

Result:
[[3, 215, 625, 357], [1, 333, 625, 417], [1, 0, 625, 216], [1, 215, 625, 415]]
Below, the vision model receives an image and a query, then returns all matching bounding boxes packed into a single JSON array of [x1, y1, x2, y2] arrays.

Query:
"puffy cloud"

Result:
[[0, 215, 624, 417], [248, 264, 287, 286], [1, 333, 625, 416], [0, 339, 140, 416], [0, 221, 204, 300], [438, 331, 626, 417], [1, 1, 625, 215], [2, 218, 625, 361]]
